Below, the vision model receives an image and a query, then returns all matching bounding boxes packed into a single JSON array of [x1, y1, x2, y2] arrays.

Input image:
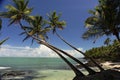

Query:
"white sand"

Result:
[[33, 70, 75, 80], [33, 70, 88, 80], [101, 61, 120, 71]]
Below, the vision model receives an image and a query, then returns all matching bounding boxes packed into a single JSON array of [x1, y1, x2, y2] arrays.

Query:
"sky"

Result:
[[0, 0, 111, 57]]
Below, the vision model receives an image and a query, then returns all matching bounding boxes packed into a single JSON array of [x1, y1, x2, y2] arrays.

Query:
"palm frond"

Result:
[[5, 5, 17, 11], [47, 11, 66, 34], [8, 19, 16, 26], [22, 35, 30, 42], [0, 37, 9, 45]]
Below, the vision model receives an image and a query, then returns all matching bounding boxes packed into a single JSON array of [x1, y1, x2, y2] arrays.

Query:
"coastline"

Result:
[[0, 61, 119, 80], [101, 61, 120, 71]]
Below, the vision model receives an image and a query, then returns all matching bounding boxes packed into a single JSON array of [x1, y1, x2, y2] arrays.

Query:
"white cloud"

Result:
[[0, 44, 84, 57]]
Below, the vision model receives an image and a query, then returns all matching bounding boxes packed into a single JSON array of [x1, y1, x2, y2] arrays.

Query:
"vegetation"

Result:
[[83, 0, 120, 43], [0, 0, 120, 80], [85, 40, 120, 62]]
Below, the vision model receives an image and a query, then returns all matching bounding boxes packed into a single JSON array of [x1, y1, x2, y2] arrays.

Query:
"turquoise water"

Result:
[[0, 57, 85, 70]]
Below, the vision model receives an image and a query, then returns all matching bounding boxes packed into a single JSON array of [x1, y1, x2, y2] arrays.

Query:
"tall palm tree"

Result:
[[83, 0, 120, 42], [47, 11, 104, 71]]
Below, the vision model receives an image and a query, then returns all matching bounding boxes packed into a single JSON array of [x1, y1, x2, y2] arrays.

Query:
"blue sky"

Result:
[[0, 0, 111, 57]]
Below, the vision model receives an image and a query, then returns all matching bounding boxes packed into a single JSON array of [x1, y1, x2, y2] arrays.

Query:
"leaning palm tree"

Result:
[[47, 11, 104, 71], [83, 0, 120, 42]]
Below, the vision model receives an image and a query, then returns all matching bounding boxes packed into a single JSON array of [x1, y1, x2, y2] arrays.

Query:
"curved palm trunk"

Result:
[[55, 32, 104, 71], [45, 43, 85, 77], [40, 41, 96, 75], [19, 22, 96, 75]]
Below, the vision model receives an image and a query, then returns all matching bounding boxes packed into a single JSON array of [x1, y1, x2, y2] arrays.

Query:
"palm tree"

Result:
[[0, 0, 33, 26], [83, 0, 120, 42], [47, 11, 104, 71], [0, 0, 33, 46]]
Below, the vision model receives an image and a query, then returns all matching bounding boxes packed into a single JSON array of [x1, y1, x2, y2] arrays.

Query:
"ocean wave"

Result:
[[0, 67, 11, 69]]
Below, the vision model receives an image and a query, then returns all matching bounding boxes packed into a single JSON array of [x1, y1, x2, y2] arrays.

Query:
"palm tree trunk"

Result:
[[55, 32, 104, 71], [44, 43, 85, 77], [40, 41, 96, 75]]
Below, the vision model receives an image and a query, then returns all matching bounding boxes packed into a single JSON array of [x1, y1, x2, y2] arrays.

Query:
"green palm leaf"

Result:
[[47, 11, 66, 34]]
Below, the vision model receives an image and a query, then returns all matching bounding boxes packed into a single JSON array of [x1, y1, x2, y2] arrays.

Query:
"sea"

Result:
[[0, 57, 87, 80], [0, 57, 86, 70]]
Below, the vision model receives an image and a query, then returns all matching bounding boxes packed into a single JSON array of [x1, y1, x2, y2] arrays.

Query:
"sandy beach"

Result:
[[101, 61, 120, 71]]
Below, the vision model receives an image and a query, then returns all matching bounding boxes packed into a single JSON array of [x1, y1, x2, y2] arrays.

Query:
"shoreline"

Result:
[[76, 61, 120, 72], [101, 61, 120, 71], [0, 61, 119, 80]]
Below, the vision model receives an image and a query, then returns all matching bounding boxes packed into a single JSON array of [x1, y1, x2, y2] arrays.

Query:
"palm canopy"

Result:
[[47, 11, 66, 33], [82, 0, 120, 42], [20, 15, 50, 42], [0, 0, 33, 26]]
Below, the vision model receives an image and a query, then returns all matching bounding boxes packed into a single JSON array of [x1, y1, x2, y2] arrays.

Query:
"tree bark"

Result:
[[55, 32, 104, 71]]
